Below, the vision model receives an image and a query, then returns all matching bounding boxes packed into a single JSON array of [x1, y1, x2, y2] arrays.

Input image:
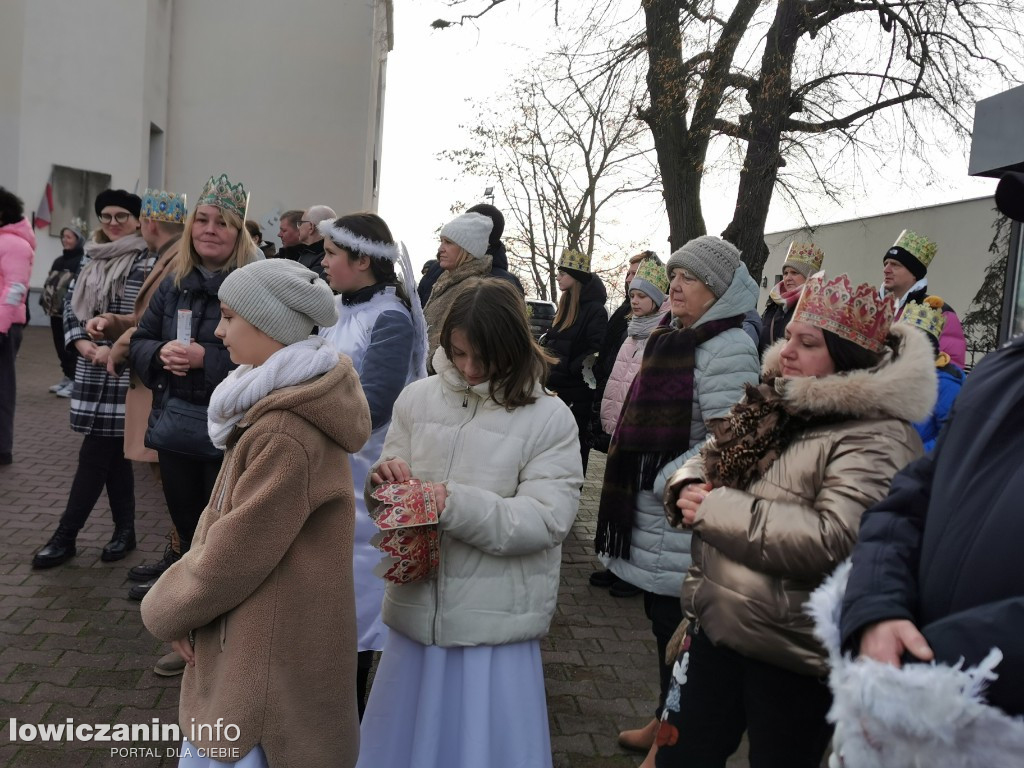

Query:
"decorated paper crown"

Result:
[[888, 229, 937, 269], [631, 255, 669, 294], [558, 248, 591, 274], [792, 271, 895, 353], [140, 189, 187, 224], [899, 296, 947, 340], [783, 242, 824, 276], [368, 479, 441, 585], [197, 173, 248, 221]]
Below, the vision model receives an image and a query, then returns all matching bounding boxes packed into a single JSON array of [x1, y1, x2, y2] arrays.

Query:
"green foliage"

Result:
[[961, 211, 1010, 363]]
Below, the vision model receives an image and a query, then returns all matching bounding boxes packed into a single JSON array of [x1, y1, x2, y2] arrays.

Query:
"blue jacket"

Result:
[[913, 363, 963, 452]]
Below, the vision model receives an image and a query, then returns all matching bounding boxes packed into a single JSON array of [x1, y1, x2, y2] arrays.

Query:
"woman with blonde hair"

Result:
[[129, 174, 259, 675], [422, 212, 494, 368]]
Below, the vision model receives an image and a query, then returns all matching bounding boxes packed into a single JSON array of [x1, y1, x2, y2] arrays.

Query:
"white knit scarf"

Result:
[[207, 336, 340, 449]]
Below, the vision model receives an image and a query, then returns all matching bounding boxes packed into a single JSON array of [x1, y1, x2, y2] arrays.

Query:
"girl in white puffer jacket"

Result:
[[600, 258, 669, 436], [357, 278, 584, 768]]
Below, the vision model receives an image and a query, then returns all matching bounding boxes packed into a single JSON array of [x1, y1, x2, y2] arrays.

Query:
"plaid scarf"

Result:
[[595, 313, 743, 558]]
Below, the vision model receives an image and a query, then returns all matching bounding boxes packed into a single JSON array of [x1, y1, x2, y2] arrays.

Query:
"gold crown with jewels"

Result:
[[792, 271, 895, 353], [140, 189, 187, 224], [196, 173, 248, 221], [783, 241, 824, 275], [899, 296, 946, 340], [558, 248, 591, 274]]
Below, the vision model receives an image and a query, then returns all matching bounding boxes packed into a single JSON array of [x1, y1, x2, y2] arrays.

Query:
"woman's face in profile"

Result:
[[779, 321, 835, 379]]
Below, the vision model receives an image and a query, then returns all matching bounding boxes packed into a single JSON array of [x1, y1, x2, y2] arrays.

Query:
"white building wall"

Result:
[[760, 197, 1001, 354], [5, 0, 171, 298], [3, 0, 389, 313], [0, 0, 28, 187], [165, 0, 388, 237]]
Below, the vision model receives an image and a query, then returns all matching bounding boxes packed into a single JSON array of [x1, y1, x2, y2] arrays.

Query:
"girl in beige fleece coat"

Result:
[[142, 259, 371, 768]]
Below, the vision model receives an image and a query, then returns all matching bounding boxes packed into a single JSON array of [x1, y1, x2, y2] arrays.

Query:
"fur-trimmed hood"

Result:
[[761, 324, 937, 424], [808, 562, 1024, 768]]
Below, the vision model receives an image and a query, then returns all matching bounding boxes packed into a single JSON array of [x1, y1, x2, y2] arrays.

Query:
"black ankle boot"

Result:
[[101, 527, 136, 562], [127, 543, 181, 582], [32, 525, 78, 569]]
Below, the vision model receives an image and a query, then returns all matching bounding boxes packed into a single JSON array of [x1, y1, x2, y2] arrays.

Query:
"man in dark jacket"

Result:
[[286, 204, 334, 281], [840, 170, 1024, 718]]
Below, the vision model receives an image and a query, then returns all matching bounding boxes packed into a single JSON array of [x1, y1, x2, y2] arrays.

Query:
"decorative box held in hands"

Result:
[[368, 479, 441, 584]]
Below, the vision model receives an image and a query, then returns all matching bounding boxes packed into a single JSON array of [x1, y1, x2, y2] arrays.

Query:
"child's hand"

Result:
[[171, 636, 195, 667], [370, 458, 413, 485], [431, 482, 447, 515]]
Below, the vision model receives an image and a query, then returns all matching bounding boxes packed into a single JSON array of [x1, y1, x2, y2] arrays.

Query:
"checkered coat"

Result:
[[63, 247, 155, 436]]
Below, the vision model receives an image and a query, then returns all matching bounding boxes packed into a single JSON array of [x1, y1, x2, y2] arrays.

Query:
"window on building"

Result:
[[50, 165, 112, 238]]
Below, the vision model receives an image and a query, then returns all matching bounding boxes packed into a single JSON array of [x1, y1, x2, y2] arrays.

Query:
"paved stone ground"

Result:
[[1, 327, 749, 767]]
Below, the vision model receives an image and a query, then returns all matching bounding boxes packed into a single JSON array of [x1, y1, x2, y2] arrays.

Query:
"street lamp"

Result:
[[483, 186, 495, 205]]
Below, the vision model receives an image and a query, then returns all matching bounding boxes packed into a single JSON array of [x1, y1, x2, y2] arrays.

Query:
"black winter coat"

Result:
[[840, 333, 1024, 716], [130, 269, 236, 408], [759, 299, 794, 354], [543, 276, 608, 403]]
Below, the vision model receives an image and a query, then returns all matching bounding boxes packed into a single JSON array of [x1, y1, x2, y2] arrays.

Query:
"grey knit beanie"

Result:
[[439, 212, 493, 259], [665, 236, 741, 299], [218, 259, 338, 345]]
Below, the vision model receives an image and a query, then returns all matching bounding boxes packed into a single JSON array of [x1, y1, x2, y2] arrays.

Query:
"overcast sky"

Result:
[[378, 0, 1006, 284]]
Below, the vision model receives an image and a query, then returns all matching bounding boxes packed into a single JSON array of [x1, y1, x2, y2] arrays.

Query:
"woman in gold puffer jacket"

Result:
[[656, 273, 938, 768]]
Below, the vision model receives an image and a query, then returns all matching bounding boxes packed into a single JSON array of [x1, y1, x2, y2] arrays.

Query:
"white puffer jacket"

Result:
[[366, 346, 584, 647], [608, 264, 760, 597]]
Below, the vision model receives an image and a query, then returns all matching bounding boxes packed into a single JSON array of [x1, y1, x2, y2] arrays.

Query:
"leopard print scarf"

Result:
[[702, 379, 842, 490]]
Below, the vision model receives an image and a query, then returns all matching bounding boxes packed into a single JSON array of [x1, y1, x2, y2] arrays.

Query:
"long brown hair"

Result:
[[440, 278, 556, 410], [552, 276, 581, 331]]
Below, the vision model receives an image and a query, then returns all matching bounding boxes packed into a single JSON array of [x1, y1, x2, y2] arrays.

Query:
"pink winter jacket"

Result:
[[600, 333, 648, 436], [0, 217, 36, 334]]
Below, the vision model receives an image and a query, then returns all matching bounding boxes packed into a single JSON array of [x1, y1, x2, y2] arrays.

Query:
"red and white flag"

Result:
[[34, 173, 53, 229]]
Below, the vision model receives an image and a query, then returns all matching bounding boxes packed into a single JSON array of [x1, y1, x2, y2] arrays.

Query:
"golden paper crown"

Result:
[[558, 248, 591, 274], [792, 271, 895, 353], [899, 296, 947, 340], [140, 189, 187, 224], [631, 256, 669, 294], [197, 173, 248, 221], [890, 229, 937, 268], [783, 241, 824, 275]]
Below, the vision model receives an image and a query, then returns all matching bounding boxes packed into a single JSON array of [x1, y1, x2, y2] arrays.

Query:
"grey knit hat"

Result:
[[665, 236, 741, 299], [218, 259, 338, 345], [439, 212, 493, 259]]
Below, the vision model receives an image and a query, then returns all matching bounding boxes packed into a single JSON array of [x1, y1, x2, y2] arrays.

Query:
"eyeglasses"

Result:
[[98, 212, 132, 224], [300, 220, 313, 227]]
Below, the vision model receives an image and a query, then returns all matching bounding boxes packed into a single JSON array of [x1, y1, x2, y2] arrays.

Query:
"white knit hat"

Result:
[[218, 260, 338, 345], [439, 213, 493, 259], [665, 236, 741, 299]]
